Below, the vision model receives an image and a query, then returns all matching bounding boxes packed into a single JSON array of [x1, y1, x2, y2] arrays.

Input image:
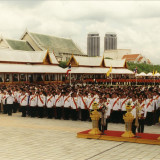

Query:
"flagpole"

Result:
[[70, 72, 71, 86], [111, 74, 112, 86]]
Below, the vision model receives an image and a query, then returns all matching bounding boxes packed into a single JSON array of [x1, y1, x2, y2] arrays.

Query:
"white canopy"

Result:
[[146, 72, 153, 76], [154, 73, 160, 76], [136, 72, 146, 76]]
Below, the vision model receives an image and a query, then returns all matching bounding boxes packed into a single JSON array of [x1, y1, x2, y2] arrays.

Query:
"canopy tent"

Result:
[[136, 72, 146, 77], [146, 72, 153, 76], [154, 73, 160, 76]]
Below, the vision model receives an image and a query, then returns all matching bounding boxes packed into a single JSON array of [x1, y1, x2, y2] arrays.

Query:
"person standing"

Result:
[[2, 91, 7, 114], [37, 91, 46, 118], [71, 92, 78, 120], [63, 92, 71, 120], [20, 90, 28, 117], [6, 91, 14, 116], [145, 94, 154, 126], [46, 92, 54, 119], [138, 98, 147, 133], [29, 91, 37, 118], [55, 90, 64, 119]]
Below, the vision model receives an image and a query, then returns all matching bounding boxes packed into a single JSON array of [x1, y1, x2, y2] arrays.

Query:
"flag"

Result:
[[66, 64, 71, 77], [106, 66, 112, 77], [134, 67, 137, 74]]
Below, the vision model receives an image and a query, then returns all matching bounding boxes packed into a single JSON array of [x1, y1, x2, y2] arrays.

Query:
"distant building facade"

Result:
[[87, 33, 100, 57], [0, 30, 86, 62], [104, 33, 117, 50]]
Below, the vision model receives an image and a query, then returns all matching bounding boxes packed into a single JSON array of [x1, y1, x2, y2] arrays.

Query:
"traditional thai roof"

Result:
[[0, 63, 65, 73], [5, 39, 34, 51], [21, 30, 85, 56], [0, 49, 58, 65], [67, 55, 103, 67], [104, 59, 127, 68], [122, 54, 140, 61]]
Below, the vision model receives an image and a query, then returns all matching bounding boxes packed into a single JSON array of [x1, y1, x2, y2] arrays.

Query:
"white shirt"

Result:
[[46, 95, 54, 108], [6, 95, 14, 104], [131, 101, 137, 119], [87, 97, 97, 110], [29, 95, 37, 107], [120, 98, 130, 111], [79, 96, 88, 109], [2, 94, 7, 105], [145, 99, 154, 112], [64, 95, 71, 108], [55, 94, 64, 107], [20, 95, 28, 106], [71, 97, 78, 109], [111, 97, 120, 111], [37, 95, 46, 107], [139, 101, 147, 118]]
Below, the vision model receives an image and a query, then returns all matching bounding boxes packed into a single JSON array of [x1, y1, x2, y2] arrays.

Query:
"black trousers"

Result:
[[63, 108, 71, 120], [7, 104, 13, 116], [145, 112, 154, 126], [38, 107, 44, 118], [132, 119, 136, 135], [30, 107, 36, 117], [21, 106, 27, 117], [156, 109, 160, 123], [47, 108, 53, 119], [110, 110, 120, 123], [71, 109, 78, 120], [81, 109, 89, 121], [121, 111, 126, 123], [3, 104, 7, 114], [13, 102, 18, 113], [138, 119, 145, 133], [56, 107, 62, 119], [98, 118, 109, 131]]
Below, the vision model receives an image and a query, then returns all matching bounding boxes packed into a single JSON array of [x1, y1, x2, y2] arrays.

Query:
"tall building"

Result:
[[87, 32, 100, 57], [104, 33, 117, 50]]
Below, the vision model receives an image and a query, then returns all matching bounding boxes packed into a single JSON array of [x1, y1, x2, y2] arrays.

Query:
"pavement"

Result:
[[0, 113, 159, 160]]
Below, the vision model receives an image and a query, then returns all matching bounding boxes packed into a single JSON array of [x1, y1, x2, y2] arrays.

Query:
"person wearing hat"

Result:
[[6, 91, 14, 116]]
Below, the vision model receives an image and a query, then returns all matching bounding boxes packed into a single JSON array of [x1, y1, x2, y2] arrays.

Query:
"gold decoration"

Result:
[[121, 103, 135, 138], [89, 102, 102, 135]]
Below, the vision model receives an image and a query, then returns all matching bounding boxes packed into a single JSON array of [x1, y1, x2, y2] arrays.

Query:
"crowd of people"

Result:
[[0, 84, 159, 134]]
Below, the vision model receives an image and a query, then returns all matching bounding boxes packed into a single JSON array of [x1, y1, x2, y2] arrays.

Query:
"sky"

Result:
[[0, 1, 160, 64]]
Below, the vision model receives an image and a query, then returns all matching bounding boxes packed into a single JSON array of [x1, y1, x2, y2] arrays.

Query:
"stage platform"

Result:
[[77, 130, 160, 145]]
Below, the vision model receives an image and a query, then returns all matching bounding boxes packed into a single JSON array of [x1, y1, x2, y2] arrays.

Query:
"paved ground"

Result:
[[0, 113, 159, 160]]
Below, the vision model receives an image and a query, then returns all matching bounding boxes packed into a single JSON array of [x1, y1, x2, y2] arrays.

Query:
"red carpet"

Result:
[[77, 130, 160, 145]]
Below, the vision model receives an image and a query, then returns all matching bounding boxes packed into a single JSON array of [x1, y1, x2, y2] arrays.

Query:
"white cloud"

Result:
[[0, 1, 160, 64]]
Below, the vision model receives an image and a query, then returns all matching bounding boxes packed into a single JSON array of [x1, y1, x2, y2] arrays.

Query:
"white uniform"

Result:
[[2, 94, 7, 105], [6, 95, 14, 104], [20, 95, 28, 106], [87, 97, 97, 110], [37, 95, 46, 107], [112, 97, 120, 111], [46, 95, 54, 108], [139, 101, 147, 118], [64, 95, 71, 108], [29, 95, 37, 107], [79, 96, 88, 109], [120, 98, 130, 111], [131, 101, 137, 119], [145, 99, 154, 112], [153, 95, 160, 110], [71, 97, 78, 109], [55, 94, 64, 107]]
